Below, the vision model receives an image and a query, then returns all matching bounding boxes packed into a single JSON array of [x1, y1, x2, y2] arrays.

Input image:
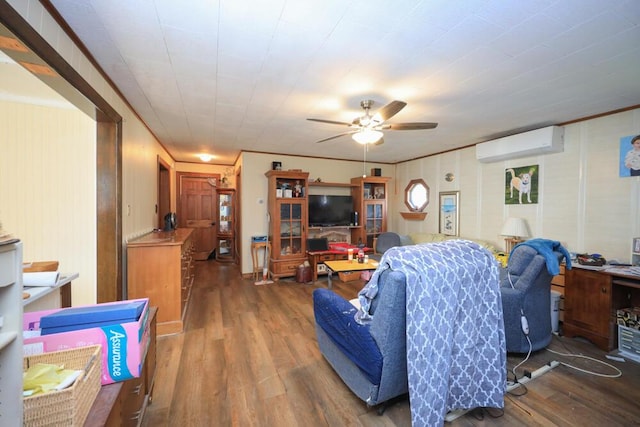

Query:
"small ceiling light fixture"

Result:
[[198, 154, 213, 162], [352, 129, 383, 145]]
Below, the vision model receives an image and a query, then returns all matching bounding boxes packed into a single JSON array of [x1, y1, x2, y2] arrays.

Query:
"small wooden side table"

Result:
[[251, 241, 271, 280]]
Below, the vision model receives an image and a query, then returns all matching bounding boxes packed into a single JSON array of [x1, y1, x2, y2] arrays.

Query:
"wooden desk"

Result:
[[564, 266, 640, 351]]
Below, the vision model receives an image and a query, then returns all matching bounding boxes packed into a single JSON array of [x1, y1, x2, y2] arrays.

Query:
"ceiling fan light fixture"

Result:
[[352, 129, 383, 145]]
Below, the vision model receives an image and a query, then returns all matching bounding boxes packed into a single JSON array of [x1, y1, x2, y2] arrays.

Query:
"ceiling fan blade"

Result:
[[315, 130, 358, 143], [307, 118, 352, 126], [382, 122, 438, 130], [373, 137, 384, 146], [374, 100, 407, 122]]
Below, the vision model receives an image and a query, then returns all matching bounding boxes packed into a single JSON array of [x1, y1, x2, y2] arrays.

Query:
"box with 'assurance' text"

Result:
[[23, 298, 151, 385]]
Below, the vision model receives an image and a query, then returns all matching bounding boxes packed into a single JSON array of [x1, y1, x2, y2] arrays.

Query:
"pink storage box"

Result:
[[23, 298, 151, 385]]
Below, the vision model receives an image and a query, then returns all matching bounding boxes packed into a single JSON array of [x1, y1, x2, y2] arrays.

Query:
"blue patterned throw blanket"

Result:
[[356, 240, 506, 426]]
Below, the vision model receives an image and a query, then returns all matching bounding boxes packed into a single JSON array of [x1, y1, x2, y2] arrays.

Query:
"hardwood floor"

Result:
[[143, 260, 640, 426]]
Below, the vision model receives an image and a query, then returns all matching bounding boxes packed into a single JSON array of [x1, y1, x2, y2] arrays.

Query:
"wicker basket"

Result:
[[23, 345, 102, 427], [338, 271, 362, 282]]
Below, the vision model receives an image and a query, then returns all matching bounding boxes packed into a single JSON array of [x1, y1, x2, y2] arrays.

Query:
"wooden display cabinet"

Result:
[[350, 176, 391, 248], [265, 170, 309, 279], [216, 188, 235, 262]]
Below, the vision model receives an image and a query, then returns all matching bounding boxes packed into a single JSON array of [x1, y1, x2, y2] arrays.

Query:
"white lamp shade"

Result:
[[500, 217, 530, 238], [352, 129, 383, 144]]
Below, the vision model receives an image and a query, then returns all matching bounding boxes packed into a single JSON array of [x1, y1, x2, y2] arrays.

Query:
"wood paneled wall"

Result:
[[0, 100, 98, 304]]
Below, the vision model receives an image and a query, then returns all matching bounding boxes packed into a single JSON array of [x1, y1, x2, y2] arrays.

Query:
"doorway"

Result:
[[177, 172, 219, 261], [157, 156, 171, 229], [235, 166, 242, 264], [0, 12, 122, 302]]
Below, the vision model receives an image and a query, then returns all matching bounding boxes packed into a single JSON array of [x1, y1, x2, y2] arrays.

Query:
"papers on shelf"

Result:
[[603, 266, 640, 277], [23, 271, 60, 287]]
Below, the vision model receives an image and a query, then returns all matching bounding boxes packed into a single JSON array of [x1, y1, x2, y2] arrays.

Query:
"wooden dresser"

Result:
[[127, 229, 195, 335]]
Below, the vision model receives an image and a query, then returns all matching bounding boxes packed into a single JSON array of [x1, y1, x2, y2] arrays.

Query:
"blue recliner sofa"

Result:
[[500, 242, 567, 353], [312, 268, 408, 407]]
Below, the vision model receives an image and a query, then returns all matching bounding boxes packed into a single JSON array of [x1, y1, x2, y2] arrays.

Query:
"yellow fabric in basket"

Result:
[[23, 363, 80, 396]]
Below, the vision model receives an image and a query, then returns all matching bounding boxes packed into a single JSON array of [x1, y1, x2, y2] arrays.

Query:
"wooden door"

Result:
[[157, 156, 171, 229], [178, 173, 217, 260], [565, 269, 611, 336], [564, 268, 613, 350]]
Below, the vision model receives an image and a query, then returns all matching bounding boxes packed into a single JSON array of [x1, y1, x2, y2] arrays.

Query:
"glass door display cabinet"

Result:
[[265, 170, 309, 279], [351, 176, 390, 248], [216, 188, 235, 262]]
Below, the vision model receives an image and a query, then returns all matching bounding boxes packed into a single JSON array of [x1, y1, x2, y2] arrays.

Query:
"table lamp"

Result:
[[501, 217, 529, 252]]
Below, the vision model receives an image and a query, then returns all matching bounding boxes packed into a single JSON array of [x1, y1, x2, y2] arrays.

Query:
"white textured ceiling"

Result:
[[46, 0, 640, 164]]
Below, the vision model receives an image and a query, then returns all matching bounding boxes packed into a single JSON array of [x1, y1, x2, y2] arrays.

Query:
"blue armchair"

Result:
[[313, 240, 507, 422], [312, 268, 408, 408], [500, 244, 564, 353], [370, 232, 401, 261]]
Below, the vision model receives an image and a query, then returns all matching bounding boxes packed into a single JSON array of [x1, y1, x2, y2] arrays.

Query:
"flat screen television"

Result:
[[308, 195, 353, 227]]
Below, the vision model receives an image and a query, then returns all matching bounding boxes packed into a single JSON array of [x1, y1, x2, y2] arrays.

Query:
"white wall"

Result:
[[394, 108, 640, 263]]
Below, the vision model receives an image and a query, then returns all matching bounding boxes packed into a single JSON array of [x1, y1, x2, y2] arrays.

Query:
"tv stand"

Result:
[[308, 225, 361, 245]]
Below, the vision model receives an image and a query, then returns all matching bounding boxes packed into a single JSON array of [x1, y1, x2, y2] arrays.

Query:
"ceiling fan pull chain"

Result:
[[362, 143, 367, 177]]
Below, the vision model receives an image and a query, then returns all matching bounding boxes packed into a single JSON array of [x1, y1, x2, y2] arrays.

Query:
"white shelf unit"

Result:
[[0, 241, 23, 425]]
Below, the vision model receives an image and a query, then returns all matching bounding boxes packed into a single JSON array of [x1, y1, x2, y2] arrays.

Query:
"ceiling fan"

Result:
[[307, 99, 438, 145]]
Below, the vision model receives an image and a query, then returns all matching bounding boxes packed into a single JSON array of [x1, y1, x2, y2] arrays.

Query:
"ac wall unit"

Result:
[[475, 126, 564, 163]]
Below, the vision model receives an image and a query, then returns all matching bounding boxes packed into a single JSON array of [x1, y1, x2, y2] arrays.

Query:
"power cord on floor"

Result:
[[507, 334, 532, 394], [470, 406, 505, 420], [506, 271, 533, 396], [545, 347, 622, 378]]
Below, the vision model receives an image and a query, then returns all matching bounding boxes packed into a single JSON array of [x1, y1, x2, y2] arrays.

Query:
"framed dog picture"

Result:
[[505, 165, 539, 205]]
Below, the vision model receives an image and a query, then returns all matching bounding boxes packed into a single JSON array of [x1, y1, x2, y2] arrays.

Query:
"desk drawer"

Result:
[[120, 375, 146, 427], [272, 259, 304, 275]]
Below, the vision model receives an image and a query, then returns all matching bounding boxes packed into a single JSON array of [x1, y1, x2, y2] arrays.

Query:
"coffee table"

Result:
[[324, 259, 379, 289]]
